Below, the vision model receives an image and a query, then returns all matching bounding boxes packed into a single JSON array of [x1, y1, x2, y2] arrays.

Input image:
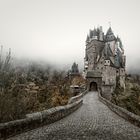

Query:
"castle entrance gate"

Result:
[[89, 82, 97, 91]]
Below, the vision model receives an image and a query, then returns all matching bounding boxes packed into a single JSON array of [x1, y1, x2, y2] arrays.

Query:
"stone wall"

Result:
[[102, 66, 116, 86], [101, 85, 114, 100], [98, 91, 140, 127], [0, 93, 84, 139], [86, 40, 104, 70], [119, 68, 126, 89], [68, 93, 83, 104]]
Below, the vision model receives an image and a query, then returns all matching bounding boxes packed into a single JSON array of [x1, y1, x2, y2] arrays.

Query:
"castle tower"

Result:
[[98, 26, 104, 41], [84, 25, 126, 100], [105, 27, 116, 56], [69, 62, 80, 76]]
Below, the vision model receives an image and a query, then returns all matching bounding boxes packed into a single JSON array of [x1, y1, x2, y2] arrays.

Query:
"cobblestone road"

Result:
[[8, 92, 140, 140]]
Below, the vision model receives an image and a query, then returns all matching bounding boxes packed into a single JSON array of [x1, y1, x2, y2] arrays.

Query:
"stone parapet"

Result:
[[0, 93, 84, 139], [68, 93, 83, 104], [98, 91, 140, 127]]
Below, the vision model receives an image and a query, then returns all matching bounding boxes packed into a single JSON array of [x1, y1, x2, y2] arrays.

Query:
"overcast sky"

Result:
[[0, 0, 140, 71]]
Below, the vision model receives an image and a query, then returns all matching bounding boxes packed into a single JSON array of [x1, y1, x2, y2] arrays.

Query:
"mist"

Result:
[[0, 0, 140, 73]]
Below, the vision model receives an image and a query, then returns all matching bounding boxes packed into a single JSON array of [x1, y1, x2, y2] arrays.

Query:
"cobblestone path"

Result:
[[8, 91, 140, 140]]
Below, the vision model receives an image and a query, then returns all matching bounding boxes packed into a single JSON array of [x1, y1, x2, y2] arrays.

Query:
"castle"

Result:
[[68, 62, 80, 77], [84, 26, 126, 100]]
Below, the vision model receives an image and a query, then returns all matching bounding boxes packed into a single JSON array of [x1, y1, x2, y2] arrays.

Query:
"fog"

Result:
[[0, 0, 140, 72]]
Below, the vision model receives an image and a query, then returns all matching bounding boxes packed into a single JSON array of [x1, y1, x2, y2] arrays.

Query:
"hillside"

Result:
[[111, 75, 140, 116]]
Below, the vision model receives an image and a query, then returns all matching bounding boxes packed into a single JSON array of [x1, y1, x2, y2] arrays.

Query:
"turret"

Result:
[[71, 62, 79, 74], [86, 35, 90, 44], [92, 28, 98, 40], [98, 26, 104, 41], [86, 28, 99, 44], [89, 29, 93, 38], [105, 27, 116, 42], [116, 36, 124, 54]]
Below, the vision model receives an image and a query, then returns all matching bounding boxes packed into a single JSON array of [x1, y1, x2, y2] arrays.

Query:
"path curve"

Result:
[[8, 92, 140, 140]]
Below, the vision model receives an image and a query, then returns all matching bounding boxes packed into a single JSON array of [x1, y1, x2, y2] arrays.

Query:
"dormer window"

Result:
[[104, 60, 110, 66]]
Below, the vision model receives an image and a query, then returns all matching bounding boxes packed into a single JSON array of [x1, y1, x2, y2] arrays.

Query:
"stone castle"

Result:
[[68, 62, 80, 77], [84, 26, 126, 100]]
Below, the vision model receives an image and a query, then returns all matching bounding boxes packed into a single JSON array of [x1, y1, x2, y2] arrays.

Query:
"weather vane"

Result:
[[108, 21, 111, 27]]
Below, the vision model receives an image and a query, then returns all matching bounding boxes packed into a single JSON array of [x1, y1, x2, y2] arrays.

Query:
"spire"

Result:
[[92, 28, 98, 36], [106, 27, 116, 41], [106, 21, 113, 35], [89, 29, 93, 38], [106, 27, 113, 35], [71, 62, 79, 74], [86, 34, 90, 43], [117, 36, 123, 49], [108, 21, 111, 28]]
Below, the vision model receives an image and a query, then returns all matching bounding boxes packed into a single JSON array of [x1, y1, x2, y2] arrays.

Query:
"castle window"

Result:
[[105, 60, 110, 66]]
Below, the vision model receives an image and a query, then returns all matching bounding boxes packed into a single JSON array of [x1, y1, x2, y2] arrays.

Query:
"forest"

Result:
[[0, 47, 85, 123]]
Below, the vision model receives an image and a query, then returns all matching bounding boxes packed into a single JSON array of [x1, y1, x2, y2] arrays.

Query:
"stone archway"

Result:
[[89, 82, 98, 91]]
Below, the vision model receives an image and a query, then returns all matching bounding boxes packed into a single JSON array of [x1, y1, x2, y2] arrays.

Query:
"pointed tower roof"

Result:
[[106, 27, 113, 35], [71, 62, 79, 74], [105, 27, 116, 41], [92, 28, 98, 36], [86, 35, 90, 43], [89, 29, 93, 38], [117, 36, 123, 48]]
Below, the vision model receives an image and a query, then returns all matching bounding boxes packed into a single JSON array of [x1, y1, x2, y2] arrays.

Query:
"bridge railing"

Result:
[[98, 89, 140, 127], [0, 90, 85, 139]]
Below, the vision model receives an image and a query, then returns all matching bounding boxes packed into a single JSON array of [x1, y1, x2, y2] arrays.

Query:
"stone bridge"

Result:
[[8, 91, 140, 140]]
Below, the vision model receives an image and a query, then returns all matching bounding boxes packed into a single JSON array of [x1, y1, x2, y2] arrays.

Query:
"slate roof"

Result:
[[106, 27, 113, 35], [89, 30, 93, 38], [86, 35, 90, 42], [85, 26, 125, 69], [92, 28, 98, 36], [105, 27, 116, 42]]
